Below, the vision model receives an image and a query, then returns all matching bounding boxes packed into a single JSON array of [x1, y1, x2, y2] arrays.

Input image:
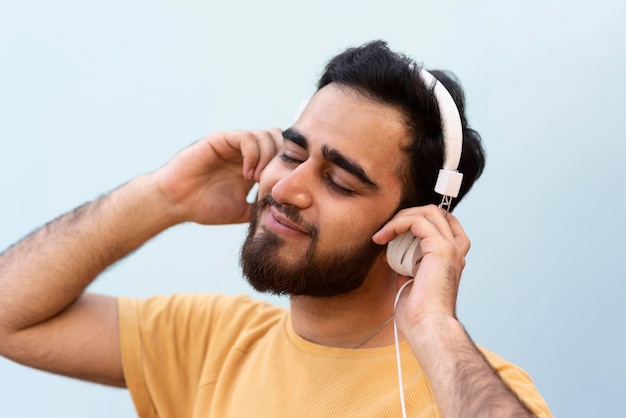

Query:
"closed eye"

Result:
[[280, 153, 356, 196], [324, 174, 356, 197], [279, 152, 303, 165]]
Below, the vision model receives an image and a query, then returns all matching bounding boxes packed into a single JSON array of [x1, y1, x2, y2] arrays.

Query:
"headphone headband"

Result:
[[418, 68, 464, 201]]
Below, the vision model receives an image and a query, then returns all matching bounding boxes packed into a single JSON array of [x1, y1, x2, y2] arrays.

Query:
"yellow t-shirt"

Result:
[[118, 293, 551, 417]]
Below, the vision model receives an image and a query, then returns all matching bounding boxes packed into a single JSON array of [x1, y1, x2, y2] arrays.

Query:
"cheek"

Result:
[[258, 158, 282, 196], [317, 206, 382, 247], [318, 195, 400, 246]]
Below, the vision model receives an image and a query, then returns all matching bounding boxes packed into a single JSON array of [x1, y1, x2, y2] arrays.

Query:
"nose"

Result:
[[271, 164, 314, 209]]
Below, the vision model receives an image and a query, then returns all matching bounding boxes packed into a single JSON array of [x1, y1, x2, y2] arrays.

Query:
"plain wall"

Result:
[[1, 1, 624, 416]]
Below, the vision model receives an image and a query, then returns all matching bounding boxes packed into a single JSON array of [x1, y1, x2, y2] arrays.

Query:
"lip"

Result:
[[265, 206, 309, 237]]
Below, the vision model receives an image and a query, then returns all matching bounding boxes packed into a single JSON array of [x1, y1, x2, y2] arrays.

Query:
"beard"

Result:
[[240, 194, 386, 297]]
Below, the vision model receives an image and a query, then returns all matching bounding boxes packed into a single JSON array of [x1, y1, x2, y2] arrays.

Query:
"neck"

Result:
[[289, 261, 400, 349]]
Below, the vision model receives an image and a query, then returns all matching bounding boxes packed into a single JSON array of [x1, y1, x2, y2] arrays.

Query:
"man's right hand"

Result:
[[153, 129, 283, 225], [0, 129, 282, 388]]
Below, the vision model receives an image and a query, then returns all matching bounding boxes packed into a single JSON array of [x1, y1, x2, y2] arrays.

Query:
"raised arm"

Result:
[[0, 129, 282, 387], [373, 205, 541, 417]]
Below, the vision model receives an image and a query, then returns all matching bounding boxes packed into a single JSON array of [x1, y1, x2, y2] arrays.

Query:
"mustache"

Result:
[[256, 194, 316, 236]]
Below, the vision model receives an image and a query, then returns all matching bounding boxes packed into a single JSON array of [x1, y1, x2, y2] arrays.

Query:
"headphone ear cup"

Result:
[[386, 71, 461, 279], [386, 232, 423, 277]]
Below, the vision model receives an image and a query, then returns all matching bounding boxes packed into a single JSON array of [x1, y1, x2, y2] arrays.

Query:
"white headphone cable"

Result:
[[393, 278, 415, 418]]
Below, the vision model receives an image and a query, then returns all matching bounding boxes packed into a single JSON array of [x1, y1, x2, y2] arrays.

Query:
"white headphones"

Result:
[[389, 68, 466, 418], [385, 68, 464, 277], [419, 69, 464, 202]]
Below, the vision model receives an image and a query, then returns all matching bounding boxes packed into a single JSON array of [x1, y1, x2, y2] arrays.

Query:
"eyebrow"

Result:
[[282, 128, 379, 189], [282, 128, 308, 149]]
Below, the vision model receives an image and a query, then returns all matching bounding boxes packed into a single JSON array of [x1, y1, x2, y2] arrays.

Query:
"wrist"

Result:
[[404, 313, 468, 356], [117, 174, 186, 230]]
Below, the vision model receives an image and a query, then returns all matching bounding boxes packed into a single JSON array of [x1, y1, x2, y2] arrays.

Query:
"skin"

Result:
[[245, 84, 405, 299], [0, 83, 534, 416]]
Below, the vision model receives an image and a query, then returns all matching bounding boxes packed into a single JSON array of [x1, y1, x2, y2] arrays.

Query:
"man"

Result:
[[0, 40, 551, 417]]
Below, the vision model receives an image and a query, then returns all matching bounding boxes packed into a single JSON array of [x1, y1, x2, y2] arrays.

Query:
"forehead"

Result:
[[292, 84, 409, 186]]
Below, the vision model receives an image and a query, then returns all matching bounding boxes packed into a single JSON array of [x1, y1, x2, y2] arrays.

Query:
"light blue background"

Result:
[[1, 1, 624, 417]]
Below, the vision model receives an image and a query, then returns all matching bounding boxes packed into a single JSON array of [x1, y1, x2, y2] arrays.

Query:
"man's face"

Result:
[[241, 84, 408, 297]]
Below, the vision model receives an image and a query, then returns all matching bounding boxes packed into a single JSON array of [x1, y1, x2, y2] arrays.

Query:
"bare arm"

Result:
[[374, 206, 537, 417], [406, 315, 536, 417], [0, 176, 176, 386], [0, 129, 282, 387]]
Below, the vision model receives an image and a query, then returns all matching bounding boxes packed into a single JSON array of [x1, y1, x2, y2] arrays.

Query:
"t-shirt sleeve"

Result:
[[479, 347, 553, 417], [117, 293, 283, 418]]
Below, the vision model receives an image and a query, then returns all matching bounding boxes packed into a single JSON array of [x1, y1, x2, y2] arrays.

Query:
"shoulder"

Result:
[[118, 293, 287, 343], [477, 345, 553, 418], [477, 345, 530, 375]]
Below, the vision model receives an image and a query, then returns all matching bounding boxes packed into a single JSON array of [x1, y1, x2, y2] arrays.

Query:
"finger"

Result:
[[420, 205, 456, 243], [372, 210, 442, 245], [251, 129, 282, 180], [372, 205, 454, 244], [237, 131, 262, 180], [445, 212, 471, 255]]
